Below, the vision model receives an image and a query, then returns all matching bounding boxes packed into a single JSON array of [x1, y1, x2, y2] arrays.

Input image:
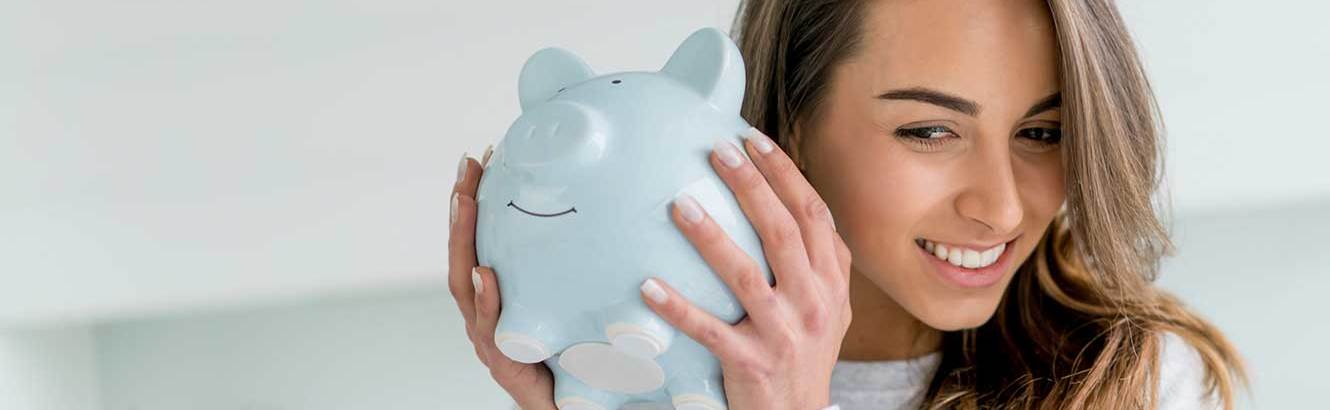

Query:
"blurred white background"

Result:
[[1, 0, 1326, 409]]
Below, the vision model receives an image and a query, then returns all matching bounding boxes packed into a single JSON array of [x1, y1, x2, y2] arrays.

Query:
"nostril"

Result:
[[549, 122, 561, 137]]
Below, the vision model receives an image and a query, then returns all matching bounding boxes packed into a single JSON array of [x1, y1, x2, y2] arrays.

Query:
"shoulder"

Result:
[[1155, 331, 1220, 410]]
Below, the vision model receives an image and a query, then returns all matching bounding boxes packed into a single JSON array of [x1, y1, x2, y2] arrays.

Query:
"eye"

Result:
[[611, 79, 622, 84], [1016, 127, 1062, 150], [894, 125, 957, 150]]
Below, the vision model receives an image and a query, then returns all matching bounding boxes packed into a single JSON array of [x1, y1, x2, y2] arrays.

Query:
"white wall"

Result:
[[0, 327, 103, 410], [95, 287, 507, 410], [1157, 198, 1330, 409]]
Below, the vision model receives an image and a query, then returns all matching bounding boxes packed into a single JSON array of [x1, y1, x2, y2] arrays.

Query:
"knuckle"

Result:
[[767, 220, 803, 249], [474, 297, 493, 317], [475, 344, 490, 367], [734, 165, 768, 192], [692, 218, 726, 243], [697, 324, 724, 348], [804, 194, 830, 225], [734, 267, 771, 298], [768, 154, 799, 176], [448, 280, 467, 301], [800, 303, 828, 332]]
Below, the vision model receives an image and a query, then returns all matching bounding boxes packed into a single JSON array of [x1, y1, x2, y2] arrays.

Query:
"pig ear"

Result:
[[660, 28, 746, 114], [519, 48, 595, 111]]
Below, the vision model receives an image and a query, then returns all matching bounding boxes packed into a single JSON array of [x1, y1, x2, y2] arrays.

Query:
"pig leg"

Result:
[[494, 304, 577, 364], [549, 358, 631, 410], [666, 375, 728, 410], [603, 300, 675, 359]]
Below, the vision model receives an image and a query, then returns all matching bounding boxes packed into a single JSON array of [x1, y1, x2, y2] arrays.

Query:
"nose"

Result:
[[954, 141, 1024, 238], [500, 101, 608, 169]]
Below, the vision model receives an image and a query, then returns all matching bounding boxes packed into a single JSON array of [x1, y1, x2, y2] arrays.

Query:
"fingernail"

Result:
[[641, 278, 667, 304], [713, 140, 744, 168], [673, 193, 704, 224], [826, 208, 837, 232], [481, 144, 494, 167], [745, 127, 775, 154], [457, 152, 469, 183], [451, 192, 459, 224], [472, 267, 484, 294]]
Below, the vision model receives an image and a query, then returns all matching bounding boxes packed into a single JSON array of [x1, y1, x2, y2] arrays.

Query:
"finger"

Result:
[[472, 266, 501, 350], [640, 277, 748, 361], [710, 137, 817, 300], [740, 127, 843, 284], [448, 152, 485, 328], [448, 190, 480, 328], [481, 144, 494, 167], [671, 193, 782, 326], [473, 266, 520, 370], [833, 232, 852, 281]]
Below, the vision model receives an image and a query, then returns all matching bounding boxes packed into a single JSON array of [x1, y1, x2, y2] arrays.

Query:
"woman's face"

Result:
[[802, 0, 1065, 331]]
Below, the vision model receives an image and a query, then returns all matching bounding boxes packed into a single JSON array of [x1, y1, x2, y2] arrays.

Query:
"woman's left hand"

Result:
[[640, 128, 853, 410]]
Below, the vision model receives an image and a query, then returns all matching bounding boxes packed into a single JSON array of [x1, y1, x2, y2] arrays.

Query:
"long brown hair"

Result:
[[730, 0, 1247, 408]]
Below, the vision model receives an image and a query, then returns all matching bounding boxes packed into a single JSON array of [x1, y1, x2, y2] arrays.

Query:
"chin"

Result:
[[916, 298, 1004, 331]]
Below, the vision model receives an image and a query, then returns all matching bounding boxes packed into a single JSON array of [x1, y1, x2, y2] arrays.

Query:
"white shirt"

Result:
[[515, 331, 1218, 410], [827, 331, 1218, 410]]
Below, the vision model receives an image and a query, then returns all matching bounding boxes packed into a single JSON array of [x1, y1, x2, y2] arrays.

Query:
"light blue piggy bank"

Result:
[[474, 28, 773, 410]]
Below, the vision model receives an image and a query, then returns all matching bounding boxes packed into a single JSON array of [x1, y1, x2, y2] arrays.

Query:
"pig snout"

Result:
[[501, 101, 608, 169]]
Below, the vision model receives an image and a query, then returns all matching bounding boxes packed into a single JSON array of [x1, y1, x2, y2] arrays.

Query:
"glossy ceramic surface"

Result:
[[474, 28, 772, 410]]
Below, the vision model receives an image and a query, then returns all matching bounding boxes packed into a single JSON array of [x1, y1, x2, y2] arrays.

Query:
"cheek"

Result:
[[1014, 151, 1066, 221], [833, 146, 947, 253]]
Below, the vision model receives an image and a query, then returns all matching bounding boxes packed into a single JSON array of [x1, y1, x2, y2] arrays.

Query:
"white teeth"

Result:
[[961, 249, 981, 268], [947, 248, 964, 265], [918, 239, 1005, 269]]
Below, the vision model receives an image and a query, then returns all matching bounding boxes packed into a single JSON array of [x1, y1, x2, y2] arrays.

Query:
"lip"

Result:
[[916, 237, 1017, 289], [507, 201, 577, 218]]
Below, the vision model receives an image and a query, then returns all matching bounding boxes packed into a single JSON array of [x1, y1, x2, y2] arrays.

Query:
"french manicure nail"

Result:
[[713, 140, 744, 168], [450, 192, 459, 224], [745, 127, 775, 154], [471, 268, 484, 294], [673, 193, 704, 224], [457, 152, 469, 183], [641, 278, 667, 304], [481, 144, 494, 167]]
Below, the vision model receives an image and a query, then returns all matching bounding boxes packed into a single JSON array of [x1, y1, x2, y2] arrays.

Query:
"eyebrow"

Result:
[[877, 87, 979, 116], [1023, 93, 1061, 118], [876, 88, 1063, 119]]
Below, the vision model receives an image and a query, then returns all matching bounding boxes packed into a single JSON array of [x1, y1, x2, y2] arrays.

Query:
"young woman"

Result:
[[449, 0, 1247, 409]]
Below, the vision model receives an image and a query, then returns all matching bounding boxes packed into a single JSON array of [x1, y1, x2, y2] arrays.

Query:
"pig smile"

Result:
[[507, 201, 577, 218]]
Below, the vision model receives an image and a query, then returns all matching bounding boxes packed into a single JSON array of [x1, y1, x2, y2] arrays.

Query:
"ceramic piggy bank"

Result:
[[474, 28, 772, 410]]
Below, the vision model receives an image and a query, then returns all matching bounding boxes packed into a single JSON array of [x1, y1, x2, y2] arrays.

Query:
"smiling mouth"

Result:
[[507, 201, 577, 218]]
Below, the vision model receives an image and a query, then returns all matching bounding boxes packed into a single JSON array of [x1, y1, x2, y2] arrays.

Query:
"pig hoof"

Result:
[[555, 396, 606, 410], [558, 342, 664, 394], [495, 332, 550, 363], [606, 323, 668, 358], [673, 394, 727, 410]]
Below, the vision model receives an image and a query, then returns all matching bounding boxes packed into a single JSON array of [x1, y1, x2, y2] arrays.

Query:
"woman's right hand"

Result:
[[449, 146, 558, 410]]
